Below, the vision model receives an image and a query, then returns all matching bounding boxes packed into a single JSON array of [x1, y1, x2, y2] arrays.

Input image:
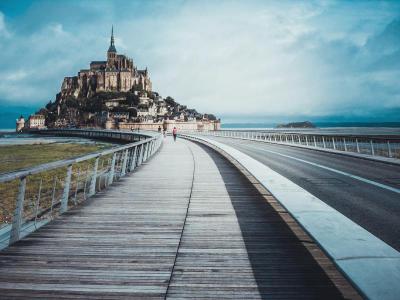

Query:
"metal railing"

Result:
[[0, 129, 162, 249], [188, 130, 400, 160]]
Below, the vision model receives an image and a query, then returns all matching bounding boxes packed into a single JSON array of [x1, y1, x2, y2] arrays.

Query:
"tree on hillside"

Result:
[[165, 96, 176, 106], [126, 92, 140, 106]]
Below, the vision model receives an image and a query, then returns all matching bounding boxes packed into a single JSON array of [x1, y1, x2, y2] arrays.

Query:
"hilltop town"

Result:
[[17, 27, 220, 132]]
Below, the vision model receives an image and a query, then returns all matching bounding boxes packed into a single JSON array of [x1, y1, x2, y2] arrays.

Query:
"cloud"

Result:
[[0, 1, 399, 121], [0, 11, 10, 37]]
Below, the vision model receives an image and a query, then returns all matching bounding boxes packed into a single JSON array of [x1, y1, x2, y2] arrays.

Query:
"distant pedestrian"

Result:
[[163, 128, 166, 138], [158, 126, 162, 133], [172, 127, 177, 142]]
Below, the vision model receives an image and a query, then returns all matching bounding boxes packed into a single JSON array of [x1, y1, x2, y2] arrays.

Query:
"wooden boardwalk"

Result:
[[0, 138, 359, 299]]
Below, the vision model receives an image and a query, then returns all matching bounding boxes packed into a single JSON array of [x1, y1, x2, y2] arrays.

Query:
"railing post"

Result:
[[50, 176, 57, 216], [138, 144, 144, 166], [34, 178, 42, 228], [322, 136, 326, 148], [343, 138, 347, 152], [146, 142, 151, 159], [10, 177, 27, 244], [149, 140, 153, 156], [136, 145, 142, 166], [387, 141, 392, 158], [149, 141, 154, 156], [98, 159, 104, 191], [147, 141, 151, 157], [141, 144, 146, 162], [121, 150, 129, 176], [60, 165, 73, 214], [108, 153, 116, 185], [83, 167, 89, 199], [149, 140, 154, 157], [370, 140, 375, 156], [89, 157, 99, 196], [129, 146, 138, 171], [74, 168, 80, 204], [356, 138, 360, 153], [332, 137, 336, 150], [313, 136, 317, 147], [143, 143, 148, 162], [305, 136, 309, 146]]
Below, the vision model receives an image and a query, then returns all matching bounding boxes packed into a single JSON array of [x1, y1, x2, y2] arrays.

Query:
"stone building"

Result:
[[16, 114, 46, 132], [30, 26, 220, 131], [16, 115, 25, 132], [26, 114, 46, 129], [60, 27, 152, 99]]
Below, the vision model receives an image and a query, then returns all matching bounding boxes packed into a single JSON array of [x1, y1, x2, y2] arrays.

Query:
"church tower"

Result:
[[107, 26, 117, 68]]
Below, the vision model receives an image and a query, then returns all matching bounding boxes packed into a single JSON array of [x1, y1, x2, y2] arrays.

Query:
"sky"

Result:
[[0, 0, 400, 124]]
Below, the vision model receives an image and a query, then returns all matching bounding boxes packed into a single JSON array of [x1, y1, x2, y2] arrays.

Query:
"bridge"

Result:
[[0, 129, 399, 299]]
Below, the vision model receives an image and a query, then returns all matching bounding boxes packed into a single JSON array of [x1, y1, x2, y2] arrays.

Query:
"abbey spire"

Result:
[[108, 25, 116, 53]]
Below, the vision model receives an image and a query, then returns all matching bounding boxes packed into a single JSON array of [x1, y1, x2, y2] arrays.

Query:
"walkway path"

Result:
[[0, 138, 358, 299]]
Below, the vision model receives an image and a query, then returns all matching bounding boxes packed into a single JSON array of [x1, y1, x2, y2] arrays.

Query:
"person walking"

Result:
[[162, 124, 167, 138], [158, 126, 162, 133], [172, 127, 178, 142]]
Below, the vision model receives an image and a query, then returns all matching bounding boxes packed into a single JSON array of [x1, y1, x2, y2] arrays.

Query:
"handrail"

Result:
[[0, 138, 154, 183], [0, 129, 163, 249]]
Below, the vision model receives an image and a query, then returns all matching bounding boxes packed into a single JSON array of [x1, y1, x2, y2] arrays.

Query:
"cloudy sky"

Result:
[[0, 0, 399, 123]]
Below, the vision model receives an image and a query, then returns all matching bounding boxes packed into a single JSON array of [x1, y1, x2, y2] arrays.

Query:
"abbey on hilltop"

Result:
[[18, 27, 220, 132], [61, 26, 152, 98]]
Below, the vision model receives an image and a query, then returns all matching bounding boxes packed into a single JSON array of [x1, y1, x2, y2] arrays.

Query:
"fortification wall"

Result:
[[118, 120, 220, 131]]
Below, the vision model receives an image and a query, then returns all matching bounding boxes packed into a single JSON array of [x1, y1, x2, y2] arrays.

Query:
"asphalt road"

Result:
[[207, 136, 400, 252]]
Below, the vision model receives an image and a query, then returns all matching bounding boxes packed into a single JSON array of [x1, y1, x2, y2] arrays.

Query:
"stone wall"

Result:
[[118, 120, 221, 132]]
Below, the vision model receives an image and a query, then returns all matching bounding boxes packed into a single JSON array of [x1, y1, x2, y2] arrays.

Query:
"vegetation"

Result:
[[0, 143, 106, 174], [164, 96, 176, 106], [126, 92, 140, 106], [276, 121, 316, 128], [0, 143, 112, 224]]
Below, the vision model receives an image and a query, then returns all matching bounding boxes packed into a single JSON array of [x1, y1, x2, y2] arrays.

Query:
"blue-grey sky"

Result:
[[0, 0, 399, 122]]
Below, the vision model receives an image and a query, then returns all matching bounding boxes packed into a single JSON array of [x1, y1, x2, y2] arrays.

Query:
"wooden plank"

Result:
[[166, 140, 360, 299], [0, 138, 360, 299], [0, 138, 194, 299]]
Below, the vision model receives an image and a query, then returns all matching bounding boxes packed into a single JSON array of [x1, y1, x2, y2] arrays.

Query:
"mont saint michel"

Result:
[[1, 2, 400, 299], [16, 28, 220, 132]]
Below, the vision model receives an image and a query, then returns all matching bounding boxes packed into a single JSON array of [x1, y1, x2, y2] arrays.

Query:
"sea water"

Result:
[[0, 131, 110, 146]]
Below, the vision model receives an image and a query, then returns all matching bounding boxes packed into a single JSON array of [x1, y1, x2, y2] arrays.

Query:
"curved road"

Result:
[[207, 136, 400, 251]]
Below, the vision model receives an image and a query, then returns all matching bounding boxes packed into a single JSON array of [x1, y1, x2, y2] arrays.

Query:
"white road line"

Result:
[[240, 143, 400, 195]]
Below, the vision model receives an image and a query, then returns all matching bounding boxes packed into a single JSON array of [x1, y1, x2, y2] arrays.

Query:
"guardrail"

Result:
[[189, 130, 400, 160], [0, 129, 162, 249]]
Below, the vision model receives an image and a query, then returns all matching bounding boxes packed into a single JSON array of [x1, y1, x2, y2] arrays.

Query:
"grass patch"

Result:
[[0, 142, 114, 225], [0, 143, 108, 174]]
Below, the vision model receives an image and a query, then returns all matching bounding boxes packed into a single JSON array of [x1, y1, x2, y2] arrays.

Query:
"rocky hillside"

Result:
[[38, 88, 217, 128]]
